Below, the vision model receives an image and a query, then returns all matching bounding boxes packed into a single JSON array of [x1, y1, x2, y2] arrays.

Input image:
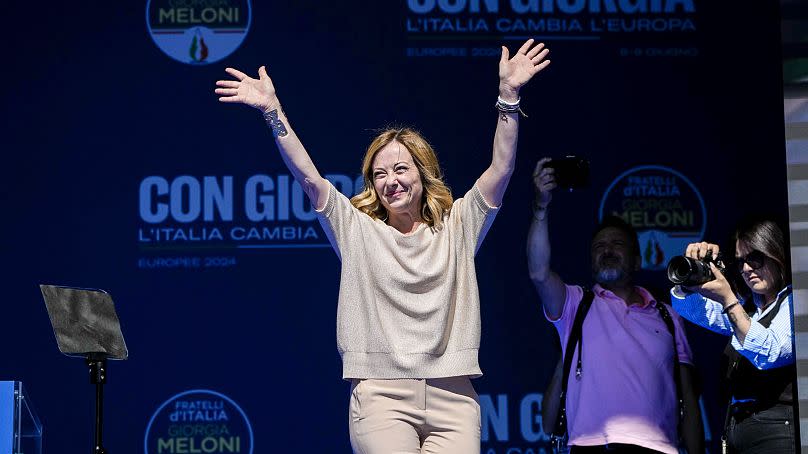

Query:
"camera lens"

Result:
[[667, 256, 694, 285], [666, 256, 715, 286]]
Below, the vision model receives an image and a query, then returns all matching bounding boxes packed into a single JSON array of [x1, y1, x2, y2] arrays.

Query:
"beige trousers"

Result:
[[348, 376, 481, 454]]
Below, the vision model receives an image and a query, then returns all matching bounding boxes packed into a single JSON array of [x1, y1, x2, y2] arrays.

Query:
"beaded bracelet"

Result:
[[495, 96, 527, 118]]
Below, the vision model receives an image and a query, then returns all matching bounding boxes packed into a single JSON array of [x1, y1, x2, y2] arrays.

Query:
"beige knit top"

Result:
[[316, 181, 499, 379]]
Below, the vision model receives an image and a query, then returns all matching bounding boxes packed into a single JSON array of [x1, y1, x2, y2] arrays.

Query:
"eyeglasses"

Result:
[[735, 250, 766, 272]]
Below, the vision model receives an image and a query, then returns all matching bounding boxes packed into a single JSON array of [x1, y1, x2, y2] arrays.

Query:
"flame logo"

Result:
[[643, 233, 665, 268], [188, 29, 209, 63]]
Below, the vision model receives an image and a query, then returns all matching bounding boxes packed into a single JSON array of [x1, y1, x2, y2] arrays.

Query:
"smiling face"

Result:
[[591, 226, 640, 285], [371, 140, 423, 220], [736, 239, 779, 300]]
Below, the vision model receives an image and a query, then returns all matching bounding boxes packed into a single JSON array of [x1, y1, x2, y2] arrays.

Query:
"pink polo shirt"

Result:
[[547, 284, 693, 454]]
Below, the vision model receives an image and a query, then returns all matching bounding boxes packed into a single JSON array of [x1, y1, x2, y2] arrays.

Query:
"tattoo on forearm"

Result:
[[728, 311, 738, 326], [727, 309, 750, 327], [264, 109, 288, 138]]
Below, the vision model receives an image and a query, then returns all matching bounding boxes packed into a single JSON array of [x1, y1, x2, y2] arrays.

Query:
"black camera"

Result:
[[666, 252, 725, 286], [546, 156, 590, 190]]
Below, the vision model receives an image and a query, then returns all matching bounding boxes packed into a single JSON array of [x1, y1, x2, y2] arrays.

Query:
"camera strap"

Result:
[[552, 290, 683, 452], [551, 289, 594, 450], [655, 303, 684, 434]]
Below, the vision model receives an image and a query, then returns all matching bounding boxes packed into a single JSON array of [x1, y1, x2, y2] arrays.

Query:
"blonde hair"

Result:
[[351, 127, 453, 228]]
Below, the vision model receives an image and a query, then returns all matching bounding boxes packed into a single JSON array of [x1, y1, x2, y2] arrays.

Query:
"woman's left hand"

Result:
[[684, 262, 737, 307], [499, 39, 551, 101]]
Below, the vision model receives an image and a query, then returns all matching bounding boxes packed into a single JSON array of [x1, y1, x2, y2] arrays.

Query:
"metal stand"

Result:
[[39, 285, 128, 454], [87, 354, 108, 454]]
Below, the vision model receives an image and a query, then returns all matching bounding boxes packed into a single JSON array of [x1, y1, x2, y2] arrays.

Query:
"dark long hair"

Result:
[[731, 217, 791, 300]]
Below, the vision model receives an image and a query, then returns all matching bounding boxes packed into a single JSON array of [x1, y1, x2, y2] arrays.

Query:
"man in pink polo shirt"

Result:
[[527, 158, 703, 453]]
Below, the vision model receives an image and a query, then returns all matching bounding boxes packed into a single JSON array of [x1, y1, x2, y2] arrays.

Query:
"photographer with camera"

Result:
[[670, 219, 795, 453], [528, 158, 703, 453]]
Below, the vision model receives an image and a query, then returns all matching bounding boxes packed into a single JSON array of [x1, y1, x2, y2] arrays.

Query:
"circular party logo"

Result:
[[599, 165, 707, 271], [146, 0, 252, 65], [144, 389, 253, 453]]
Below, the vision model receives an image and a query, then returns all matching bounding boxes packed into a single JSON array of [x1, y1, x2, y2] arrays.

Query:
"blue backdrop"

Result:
[[2, 1, 788, 453]]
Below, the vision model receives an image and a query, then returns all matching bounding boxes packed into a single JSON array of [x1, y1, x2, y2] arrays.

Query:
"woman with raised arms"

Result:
[[215, 39, 550, 453]]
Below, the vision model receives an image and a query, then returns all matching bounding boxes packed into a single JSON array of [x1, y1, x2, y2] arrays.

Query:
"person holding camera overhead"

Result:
[[528, 158, 703, 453], [671, 218, 796, 453]]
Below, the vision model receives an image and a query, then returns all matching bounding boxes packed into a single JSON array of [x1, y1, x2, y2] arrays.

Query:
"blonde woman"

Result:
[[215, 39, 550, 453]]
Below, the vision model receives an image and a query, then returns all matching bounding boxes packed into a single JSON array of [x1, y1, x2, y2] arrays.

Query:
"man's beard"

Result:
[[595, 266, 626, 284], [594, 253, 629, 284]]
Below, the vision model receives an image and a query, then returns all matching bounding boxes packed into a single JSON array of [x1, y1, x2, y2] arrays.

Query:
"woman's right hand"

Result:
[[215, 66, 279, 113], [684, 242, 720, 261], [682, 242, 736, 305], [532, 158, 556, 210]]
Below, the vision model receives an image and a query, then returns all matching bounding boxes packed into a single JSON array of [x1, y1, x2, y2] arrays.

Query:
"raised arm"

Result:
[[215, 66, 330, 209], [477, 39, 551, 206], [527, 158, 567, 320]]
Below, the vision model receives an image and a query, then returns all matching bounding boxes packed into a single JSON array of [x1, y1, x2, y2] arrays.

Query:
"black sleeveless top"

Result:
[[723, 287, 795, 405]]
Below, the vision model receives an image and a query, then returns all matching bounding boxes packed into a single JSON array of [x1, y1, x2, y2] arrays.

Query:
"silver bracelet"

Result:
[[722, 301, 740, 314], [495, 96, 527, 118]]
